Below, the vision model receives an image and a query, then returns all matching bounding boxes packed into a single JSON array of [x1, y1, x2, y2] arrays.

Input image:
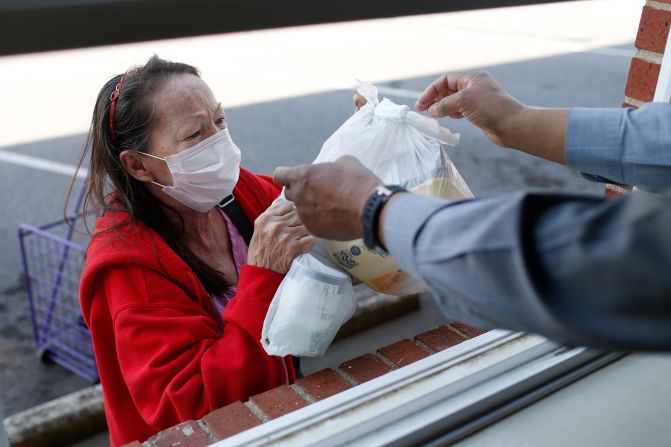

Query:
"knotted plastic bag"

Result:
[[320, 83, 472, 296], [262, 83, 472, 356]]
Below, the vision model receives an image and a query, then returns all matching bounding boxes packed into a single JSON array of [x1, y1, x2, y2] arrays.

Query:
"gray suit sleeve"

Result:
[[383, 192, 671, 350]]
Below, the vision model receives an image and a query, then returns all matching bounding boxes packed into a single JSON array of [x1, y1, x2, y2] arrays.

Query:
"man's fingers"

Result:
[[273, 165, 304, 188], [427, 91, 464, 118], [416, 74, 458, 111], [273, 166, 293, 187], [334, 154, 363, 168], [416, 72, 480, 113], [283, 187, 297, 204]]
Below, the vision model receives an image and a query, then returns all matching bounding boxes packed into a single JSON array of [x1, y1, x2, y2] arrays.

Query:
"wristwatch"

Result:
[[362, 184, 407, 250]]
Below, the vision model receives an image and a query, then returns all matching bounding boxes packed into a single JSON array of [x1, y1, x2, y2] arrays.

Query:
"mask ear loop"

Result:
[[150, 180, 168, 188], [138, 151, 169, 188]]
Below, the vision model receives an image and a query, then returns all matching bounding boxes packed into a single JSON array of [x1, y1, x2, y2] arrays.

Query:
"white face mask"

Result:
[[142, 128, 241, 212]]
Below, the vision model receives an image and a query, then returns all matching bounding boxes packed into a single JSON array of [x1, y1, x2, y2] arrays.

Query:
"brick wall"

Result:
[[624, 0, 671, 107], [123, 322, 487, 447], [604, 0, 670, 198]]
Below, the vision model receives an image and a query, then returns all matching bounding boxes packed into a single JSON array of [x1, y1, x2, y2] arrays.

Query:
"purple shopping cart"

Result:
[[17, 183, 99, 382]]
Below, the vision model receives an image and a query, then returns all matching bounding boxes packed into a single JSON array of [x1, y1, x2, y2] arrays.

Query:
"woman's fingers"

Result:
[[268, 201, 295, 216], [249, 204, 315, 273], [283, 221, 310, 239], [280, 210, 307, 227], [297, 234, 316, 253], [353, 93, 367, 111]]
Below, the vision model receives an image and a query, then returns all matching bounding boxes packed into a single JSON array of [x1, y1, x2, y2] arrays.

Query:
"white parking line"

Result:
[[0, 150, 87, 179], [0, 84, 425, 179], [370, 86, 424, 100]]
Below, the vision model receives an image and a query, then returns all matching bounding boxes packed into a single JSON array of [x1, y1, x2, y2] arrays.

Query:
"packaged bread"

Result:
[[325, 176, 470, 296]]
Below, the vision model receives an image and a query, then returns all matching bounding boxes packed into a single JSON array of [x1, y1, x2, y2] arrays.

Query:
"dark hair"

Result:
[[68, 55, 229, 295]]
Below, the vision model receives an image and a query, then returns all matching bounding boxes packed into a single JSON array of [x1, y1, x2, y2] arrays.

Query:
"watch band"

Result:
[[362, 184, 406, 250]]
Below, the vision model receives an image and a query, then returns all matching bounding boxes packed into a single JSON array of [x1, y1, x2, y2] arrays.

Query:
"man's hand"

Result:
[[415, 72, 525, 148], [416, 72, 567, 164], [273, 156, 383, 240]]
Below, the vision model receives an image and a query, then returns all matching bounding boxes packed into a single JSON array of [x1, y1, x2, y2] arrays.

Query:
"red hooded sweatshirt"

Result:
[[79, 169, 295, 446]]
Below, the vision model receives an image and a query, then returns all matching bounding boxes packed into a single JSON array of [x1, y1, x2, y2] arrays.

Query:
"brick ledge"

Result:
[[125, 322, 488, 447]]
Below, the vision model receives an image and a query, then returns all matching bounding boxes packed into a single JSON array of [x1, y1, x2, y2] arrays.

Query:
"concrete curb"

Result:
[[3, 384, 105, 447]]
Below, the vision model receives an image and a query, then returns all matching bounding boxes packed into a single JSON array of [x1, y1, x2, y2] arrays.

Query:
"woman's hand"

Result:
[[354, 93, 367, 111], [247, 201, 315, 274]]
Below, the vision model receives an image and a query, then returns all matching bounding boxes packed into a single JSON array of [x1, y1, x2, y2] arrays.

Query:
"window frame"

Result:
[[212, 331, 623, 446]]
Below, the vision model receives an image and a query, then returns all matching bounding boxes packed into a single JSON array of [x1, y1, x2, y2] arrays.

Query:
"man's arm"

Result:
[[275, 157, 671, 350], [565, 103, 671, 190], [418, 73, 671, 190], [382, 191, 671, 350]]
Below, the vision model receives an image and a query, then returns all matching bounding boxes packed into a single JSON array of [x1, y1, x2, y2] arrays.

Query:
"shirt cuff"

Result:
[[382, 193, 453, 276], [566, 107, 626, 184], [579, 172, 625, 185]]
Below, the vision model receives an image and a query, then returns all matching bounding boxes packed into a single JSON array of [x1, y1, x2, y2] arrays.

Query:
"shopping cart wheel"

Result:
[[36, 346, 54, 364]]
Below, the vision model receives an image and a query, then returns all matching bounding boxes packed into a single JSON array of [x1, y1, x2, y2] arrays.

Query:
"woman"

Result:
[[76, 56, 314, 446]]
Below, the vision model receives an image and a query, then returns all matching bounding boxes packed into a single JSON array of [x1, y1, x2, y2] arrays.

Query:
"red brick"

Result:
[[338, 354, 391, 383], [149, 420, 211, 447], [249, 385, 308, 420], [201, 401, 262, 440], [296, 368, 352, 401], [378, 339, 430, 367], [604, 184, 632, 198], [450, 321, 488, 338], [635, 6, 671, 54], [624, 57, 661, 103], [621, 101, 638, 109], [415, 326, 466, 352], [122, 442, 143, 447]]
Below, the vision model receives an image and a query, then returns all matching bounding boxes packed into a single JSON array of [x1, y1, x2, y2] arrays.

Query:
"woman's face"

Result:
[[134, 73, 228, 187]]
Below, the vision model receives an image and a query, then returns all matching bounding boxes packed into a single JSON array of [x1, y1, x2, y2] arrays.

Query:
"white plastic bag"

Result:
[[321, 84, 472, 295], [261, 254, 355, 357], [261, 83, 472, 356], [314, 83, 460, 181]]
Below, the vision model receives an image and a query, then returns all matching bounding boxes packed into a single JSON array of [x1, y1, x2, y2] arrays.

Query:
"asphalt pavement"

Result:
[[0, 45, 631, 417]]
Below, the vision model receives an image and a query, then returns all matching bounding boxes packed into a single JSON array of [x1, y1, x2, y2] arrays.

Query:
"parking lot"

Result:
[[0, 0, 639, 428]]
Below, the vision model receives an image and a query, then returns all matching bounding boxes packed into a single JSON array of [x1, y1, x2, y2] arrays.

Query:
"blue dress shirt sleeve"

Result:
[[566, 103, 671, 190]]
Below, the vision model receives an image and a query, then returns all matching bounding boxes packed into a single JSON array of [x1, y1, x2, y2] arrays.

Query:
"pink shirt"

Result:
[[210, 207, 249, 314]]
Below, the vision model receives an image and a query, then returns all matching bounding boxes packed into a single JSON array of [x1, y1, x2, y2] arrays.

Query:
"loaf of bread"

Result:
[[324, 177, 469, 296]]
